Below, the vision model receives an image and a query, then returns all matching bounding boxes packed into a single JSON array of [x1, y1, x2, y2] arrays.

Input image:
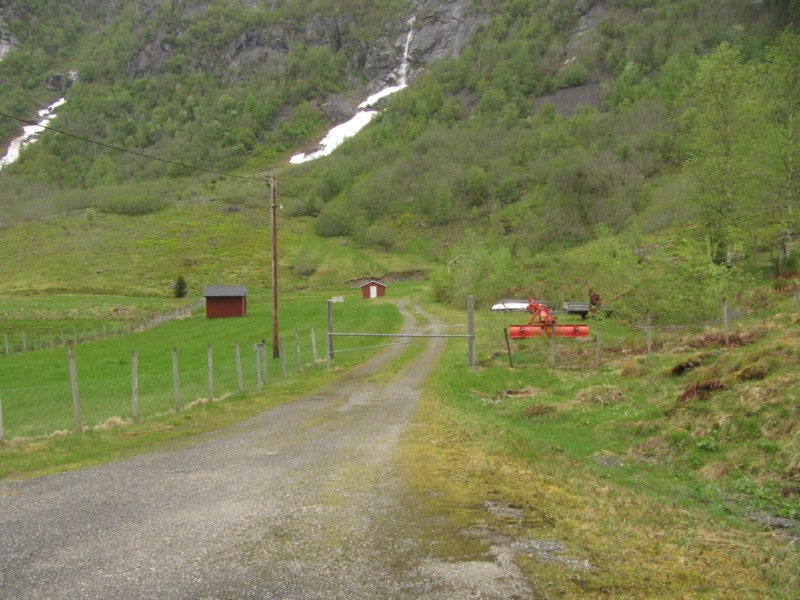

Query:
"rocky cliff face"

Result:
[[0, 0, 488, 143], [0, 19, 16, 60], [120, 0, 485, 101]]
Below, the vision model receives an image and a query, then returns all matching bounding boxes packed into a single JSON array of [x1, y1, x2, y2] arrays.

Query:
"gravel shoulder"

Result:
[[0, 301, 533, 599]]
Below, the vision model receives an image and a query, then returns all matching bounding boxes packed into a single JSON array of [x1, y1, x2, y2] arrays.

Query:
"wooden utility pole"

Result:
[[270, 176, 280, 359]]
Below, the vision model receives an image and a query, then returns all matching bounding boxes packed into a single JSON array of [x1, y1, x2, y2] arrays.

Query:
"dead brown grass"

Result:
[[574, 384, 624, 406]]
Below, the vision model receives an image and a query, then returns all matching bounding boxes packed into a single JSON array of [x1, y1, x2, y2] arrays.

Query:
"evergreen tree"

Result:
[[173, 275, 188, 298]]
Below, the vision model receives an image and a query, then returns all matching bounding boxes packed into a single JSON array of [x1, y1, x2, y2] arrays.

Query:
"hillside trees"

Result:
[[763, 28, 800, 269], [681, 31, 800, 269], [681, 42, 758, 267]]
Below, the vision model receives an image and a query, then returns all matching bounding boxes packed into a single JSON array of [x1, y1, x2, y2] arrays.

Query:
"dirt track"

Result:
[[0, 301, 533, 599]]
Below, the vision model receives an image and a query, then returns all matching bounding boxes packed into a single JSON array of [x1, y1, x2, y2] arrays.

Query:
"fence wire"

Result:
[[0, 336, 321, 441]]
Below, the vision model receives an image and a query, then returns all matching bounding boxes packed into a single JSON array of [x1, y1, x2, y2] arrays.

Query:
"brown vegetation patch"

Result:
[[575, 384, 623, 406], [619, 356, 646, 377], [668, 330, 765, 352], [735, 359, 772, 382], [523, 404, 555, 419], [499, 387, 542, 399], [670, 353, 709, 376], [93, 416, 132, 430], [677, 379, 726, 403]]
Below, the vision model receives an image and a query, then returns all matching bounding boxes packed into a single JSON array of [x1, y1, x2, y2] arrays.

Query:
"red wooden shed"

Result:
[[360, 280, 387, 299], [204, 285, 248, 318]]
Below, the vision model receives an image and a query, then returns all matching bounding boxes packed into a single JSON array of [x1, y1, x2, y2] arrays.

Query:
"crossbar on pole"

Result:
[[329, 341, 414, 354], [330, 332, 472, 339]]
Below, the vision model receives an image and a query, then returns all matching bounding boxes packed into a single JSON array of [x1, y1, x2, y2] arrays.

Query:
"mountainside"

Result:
[[0, 0, 799, 313], [0, 0, 486, 180]]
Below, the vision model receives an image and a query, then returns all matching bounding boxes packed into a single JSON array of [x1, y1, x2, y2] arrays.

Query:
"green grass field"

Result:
[[0, 286, 405, 440]]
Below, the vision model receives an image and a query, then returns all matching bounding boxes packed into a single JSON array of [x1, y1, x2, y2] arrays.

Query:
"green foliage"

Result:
[[431, 243, 516, 306], [97, 195, 166, 216]]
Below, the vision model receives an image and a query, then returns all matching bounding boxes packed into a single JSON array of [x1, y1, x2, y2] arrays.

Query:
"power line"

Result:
[[0, 109, 353, 229], [0, 110, 270, 183]]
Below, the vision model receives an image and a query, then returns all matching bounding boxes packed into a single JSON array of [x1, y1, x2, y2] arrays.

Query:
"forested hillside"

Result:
[[1, 0, 799, 318]]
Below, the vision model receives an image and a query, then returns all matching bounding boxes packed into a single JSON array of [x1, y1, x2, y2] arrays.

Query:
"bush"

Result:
[[98, 195, 166, 215]]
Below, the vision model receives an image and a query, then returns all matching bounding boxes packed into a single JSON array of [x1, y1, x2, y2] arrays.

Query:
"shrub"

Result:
[[98, 195, 166, 215]]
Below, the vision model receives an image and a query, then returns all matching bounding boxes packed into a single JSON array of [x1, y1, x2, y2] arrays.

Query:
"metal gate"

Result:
[[326, 296, 477, 370]]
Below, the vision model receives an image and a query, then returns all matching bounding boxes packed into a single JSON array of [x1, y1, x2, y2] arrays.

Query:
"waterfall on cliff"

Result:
[[0, 98, 66, 170], [290, 16, 415, 165]]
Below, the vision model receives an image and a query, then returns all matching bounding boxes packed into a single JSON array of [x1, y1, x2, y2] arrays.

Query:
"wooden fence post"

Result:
[[327, 300, 334, 364], [172, 346, 181, 413], [646, 312, 652, 355], [3, 333, 8, 355], [261, 339, 268, 386], [68, 346, 83, 433], [255, 344, 263, 392], [235, 341, 243, 391], [467, 295, 476, 371], [207, 345, 214, 401], [595, 330, 602, 368], [280, 338, 287, 378], [722, 298, 730, 347], [503, 328, 514, 368], [310, 326, 318, 363], [794, 281, 800, 316], [295, 329, 302, 372], [131, 350, 139, 420]]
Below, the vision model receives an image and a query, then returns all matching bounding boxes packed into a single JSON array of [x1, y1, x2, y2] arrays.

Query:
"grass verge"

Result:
[[398, 306, 799, 598]]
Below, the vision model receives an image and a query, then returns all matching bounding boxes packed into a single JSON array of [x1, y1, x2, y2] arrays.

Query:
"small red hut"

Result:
[[360, 280, 387, 299], [204, 286, 247, 318]]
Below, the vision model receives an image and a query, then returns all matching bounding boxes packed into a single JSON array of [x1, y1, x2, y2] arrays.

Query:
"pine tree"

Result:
[[173, 275, 188, 298]]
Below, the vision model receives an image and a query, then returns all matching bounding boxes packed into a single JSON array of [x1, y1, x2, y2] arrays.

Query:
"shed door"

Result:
[[370, 285, 378, 299]]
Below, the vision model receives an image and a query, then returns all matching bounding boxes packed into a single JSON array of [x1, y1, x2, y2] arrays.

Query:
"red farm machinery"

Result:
[[509, 299, 590, 339]]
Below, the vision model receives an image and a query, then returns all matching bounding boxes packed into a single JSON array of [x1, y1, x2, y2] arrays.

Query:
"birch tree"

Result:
[[763, 29, 800, 268], [682, 43, 759, 266]]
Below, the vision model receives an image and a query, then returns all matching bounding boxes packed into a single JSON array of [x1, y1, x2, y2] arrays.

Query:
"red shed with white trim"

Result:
[[204, 285, 248, 318], [360, 280, 387, 299]]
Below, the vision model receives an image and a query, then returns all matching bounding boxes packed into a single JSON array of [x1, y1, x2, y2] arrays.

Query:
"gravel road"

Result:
[[0, 301, 533, 599]]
